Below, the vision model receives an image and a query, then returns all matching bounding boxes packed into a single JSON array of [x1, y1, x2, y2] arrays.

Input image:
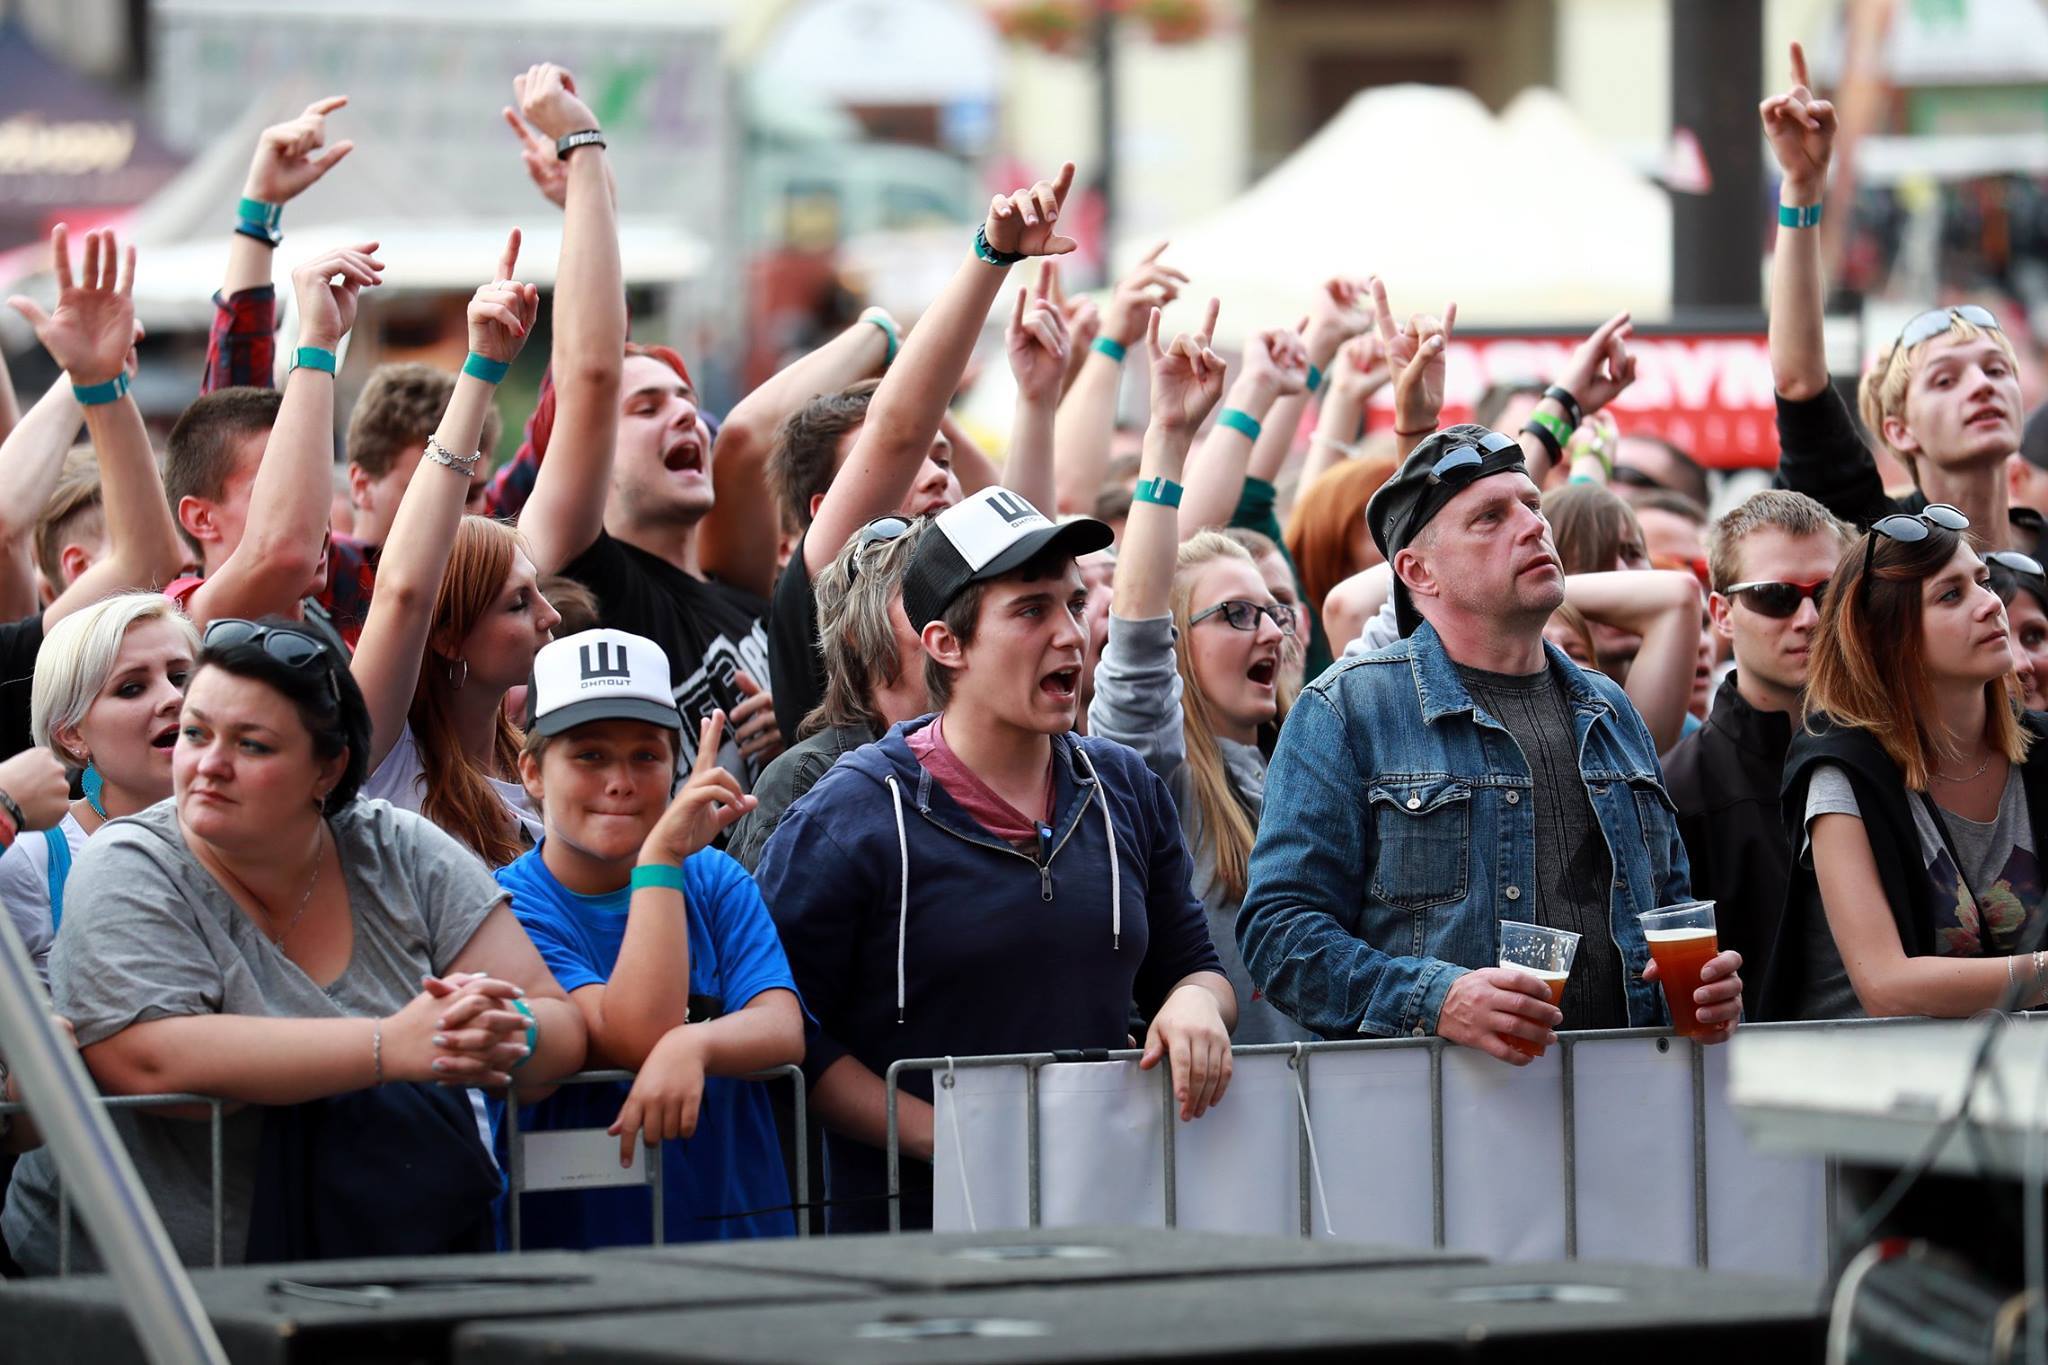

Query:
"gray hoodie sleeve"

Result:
[[1343, 596, 1401, 658], [1086, 613, 1187, 783]]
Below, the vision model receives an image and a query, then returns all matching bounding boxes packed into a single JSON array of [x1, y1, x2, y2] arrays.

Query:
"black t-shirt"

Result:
[[0, 611, 43, 760], [564, 531, 774, 788], [767, 538, 828, 746]]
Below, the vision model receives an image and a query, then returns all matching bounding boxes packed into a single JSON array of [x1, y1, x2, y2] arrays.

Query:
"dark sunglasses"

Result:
[[1190, 599, 1298, 634], [1985, 549, 2047, 605], [1860, 503, 1970, 594], [1425, 430, 1523, 487], [1896, 304, 2002, 352], [1723, 578, 1828, 619], [201, 619, 338, 697], [844, 516, 912, 585]]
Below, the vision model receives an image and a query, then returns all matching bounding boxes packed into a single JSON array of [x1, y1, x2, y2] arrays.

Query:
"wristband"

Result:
[[0, 789, 25, 843], [631, 862, 689, 893], [289, 346, 337, 376], [71, 372, 130, 407], [1132, 476, 1183, 508], [235, 196, 283, 247], [1777, 201, 1823, 229], [859, 306, 900, 368], [1216, 408, 1262, 442], [555, 129, 606, 161], [973, 224, 1025, 268], [1526, 409, 1574, 452], [1305, 364, 1324, 394], [1520, 417, 1564, 468], [462, 352, 510, 385], [1542, 384, 1584, 430], [508, 998, 536, 1071], [1091, 335, 1127, 365]]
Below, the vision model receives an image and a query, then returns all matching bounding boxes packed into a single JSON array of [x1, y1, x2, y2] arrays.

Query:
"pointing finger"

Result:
[[305, 95, 349, 118], [1790, 41, 1809, 91], [498, 226, 522, 282], [1199, 296, 1219, 346], [1050, 160, 1076, 206]]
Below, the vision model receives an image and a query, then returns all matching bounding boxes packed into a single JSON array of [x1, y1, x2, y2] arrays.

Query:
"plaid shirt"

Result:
[[202, 286, 277, 394]]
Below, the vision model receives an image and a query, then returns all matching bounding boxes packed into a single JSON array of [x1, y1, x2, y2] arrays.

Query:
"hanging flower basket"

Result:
[[1113, 0, 1218, 45], [991, 0, 1095, 55]]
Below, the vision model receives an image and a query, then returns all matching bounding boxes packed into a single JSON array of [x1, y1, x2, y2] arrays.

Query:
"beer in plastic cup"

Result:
[[1496, 921, 1579, 1057], [1639, 900, 1719, 1038]]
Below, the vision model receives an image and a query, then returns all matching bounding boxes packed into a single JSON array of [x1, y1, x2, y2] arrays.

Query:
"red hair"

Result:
[[522, 342, 693, 463]]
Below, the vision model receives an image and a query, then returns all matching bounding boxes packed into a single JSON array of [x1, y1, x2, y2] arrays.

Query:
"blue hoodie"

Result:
[[754, 714, 1223, 1231]]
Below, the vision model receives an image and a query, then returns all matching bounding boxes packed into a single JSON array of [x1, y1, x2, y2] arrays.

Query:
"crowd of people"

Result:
[[0, 45, 2040, 1267]]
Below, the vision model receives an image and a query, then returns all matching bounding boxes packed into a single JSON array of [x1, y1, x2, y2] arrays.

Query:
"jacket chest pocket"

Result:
[[1368, 779, 1472, 910], [1629, 777, 1678, 866]]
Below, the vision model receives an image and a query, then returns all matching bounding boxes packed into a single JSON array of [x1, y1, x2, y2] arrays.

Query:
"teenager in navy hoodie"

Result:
[[755, 486, 1236, 1232]]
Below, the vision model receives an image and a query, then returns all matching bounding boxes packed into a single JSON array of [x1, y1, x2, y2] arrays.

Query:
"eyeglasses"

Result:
[[1190, 599, 1298, 634], [1985, 549, 2046, 605], [1723, 579, 1829, 619], [201, 619, 338, 698], [844, 516, 912, 586], [1896, 304, 2002, 352], [1860, 503, 1970, 594]]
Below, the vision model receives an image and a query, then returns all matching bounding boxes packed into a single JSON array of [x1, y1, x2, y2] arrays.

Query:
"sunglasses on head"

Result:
[[1424, 430, 1523, 487], [844, 516, 912, 586], [1723, 578, 1828, 619], [1985, 549, 2047, 605], [1190, 599, 1298, 634], [1896, 304, 2002, 352], [1860, 503, 1970, 594], [202, 619, 339, 698]]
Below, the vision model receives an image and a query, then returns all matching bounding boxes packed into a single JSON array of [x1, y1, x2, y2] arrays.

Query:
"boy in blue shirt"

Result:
[[497, 628, 804, 1244]]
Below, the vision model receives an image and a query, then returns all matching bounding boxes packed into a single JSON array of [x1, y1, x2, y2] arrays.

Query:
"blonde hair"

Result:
[[32, 593, 199, 767], [806, 518, 928, 738], [1857, 312, 2017, 485], [1171, 532, 1263, 904]]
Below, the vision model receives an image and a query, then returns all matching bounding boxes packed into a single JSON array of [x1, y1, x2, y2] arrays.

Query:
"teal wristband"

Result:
[[235, 196, 283, 245], [1305, 364, 1324, 394], [71, 372, 130, 407], [508, 998, 536, 1070], [1091, 335, 1128, 364], [631, 862, 688, 893], [1217, 407, 1262, 442], [1777, 201, 1822, 229], [463, 352, 510, 385], [859, 307, 900, 368], [1132, 476, 1183, 508], [289, 346, 336, 376]]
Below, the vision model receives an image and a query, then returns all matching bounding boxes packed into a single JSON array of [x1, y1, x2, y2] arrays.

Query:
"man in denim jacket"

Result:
[[1239, 424, 1745, 1063]]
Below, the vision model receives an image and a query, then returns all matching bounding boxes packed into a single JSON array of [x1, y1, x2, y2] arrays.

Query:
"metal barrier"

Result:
[[3, 1064, 808, 1274], [877, 1019, 1968, 1260]]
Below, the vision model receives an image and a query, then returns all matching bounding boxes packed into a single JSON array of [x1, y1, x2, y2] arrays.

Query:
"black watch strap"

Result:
[[0, 788, 26, 835], [555, 129, 606, 161], [1542, 384, 1584, 430]]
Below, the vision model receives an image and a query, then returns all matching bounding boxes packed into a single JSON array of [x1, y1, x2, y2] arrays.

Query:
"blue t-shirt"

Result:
[[493, 844, 800, 1244]]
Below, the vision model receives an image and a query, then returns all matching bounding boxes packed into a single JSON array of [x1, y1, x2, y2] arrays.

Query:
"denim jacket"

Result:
[[1237, 621, 1690, 1038]]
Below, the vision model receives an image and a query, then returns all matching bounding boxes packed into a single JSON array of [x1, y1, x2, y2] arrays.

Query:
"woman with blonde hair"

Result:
[[0, 593, 197, 979], [1766, 506, 2048, 1019], [1091, 309, 1310, 1042]]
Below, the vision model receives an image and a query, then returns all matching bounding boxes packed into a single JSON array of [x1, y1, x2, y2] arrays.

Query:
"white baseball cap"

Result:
[[901, 487, 1112, 630], [524, 628, 680, 737]]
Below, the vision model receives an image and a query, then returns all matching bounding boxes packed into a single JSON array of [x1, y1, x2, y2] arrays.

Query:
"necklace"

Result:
[[270, 826, 326, 946], [1934, 748, 1995, 784]]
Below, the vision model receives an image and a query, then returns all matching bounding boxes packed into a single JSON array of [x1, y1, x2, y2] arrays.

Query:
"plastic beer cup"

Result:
[[1639, 900, 1719, 1038], [1496, 921, 1579, 1056]]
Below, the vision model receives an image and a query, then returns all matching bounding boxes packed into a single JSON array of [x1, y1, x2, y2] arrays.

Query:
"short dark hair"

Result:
[[923, 543, 1073, 709], [538, 574, 602, 636], [194, 616, 371, 813], [165, 388, 283, 557], [768, 379, 879, 531], [346, 363, 503, 478]]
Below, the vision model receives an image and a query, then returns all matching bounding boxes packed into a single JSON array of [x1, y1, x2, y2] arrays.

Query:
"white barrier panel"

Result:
[[930, 1038, 1827, 1278]]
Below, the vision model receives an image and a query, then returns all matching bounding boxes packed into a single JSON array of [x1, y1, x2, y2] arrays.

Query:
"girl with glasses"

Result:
[[1765, 507, 2048, 1020]]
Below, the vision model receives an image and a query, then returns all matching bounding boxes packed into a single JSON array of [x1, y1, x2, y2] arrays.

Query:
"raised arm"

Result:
[[1052, 242, 1185, 514], [1762, 42, 1837, 403], [1302, 332, 1388, 488], [1000, 261, 1072, 516], [0, 332, 19, 443], [351, 231, 537, 770], [1371, 279, 1456, 462], [513, 64, 625, 577], [802, 163, 1077, 577], [1560, 568, 1702, 753], [1179, 325, 1306, 533], [185, 244, 382, 627], [0, 376, 85, 618], [1247, 276, 1372, 489]]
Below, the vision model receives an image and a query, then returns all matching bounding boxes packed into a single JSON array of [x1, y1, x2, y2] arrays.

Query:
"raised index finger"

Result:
[[1790, 41, 1809, 91], [497, 227, 522, 283], [1197, 296, 1220, 347], [1370, 276, 1398, 346], [693, 710, 727, 777], [1049, 160, 1076, 208], [305, 95, 349, 119]]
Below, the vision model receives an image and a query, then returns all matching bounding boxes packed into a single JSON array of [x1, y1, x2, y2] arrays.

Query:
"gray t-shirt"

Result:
[[2, 797, 507, 1273], [1800, 762, 2045, 1018], [1455, 663, 1627, 1031]]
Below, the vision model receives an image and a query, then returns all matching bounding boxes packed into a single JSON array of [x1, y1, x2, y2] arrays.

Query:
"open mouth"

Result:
[[1968, 408, 2008, 430], [150, 724, 178, 750], [663, 435, 706, 474], [1247, 658, 1278, 687], [1040, 667, 1080, 701]]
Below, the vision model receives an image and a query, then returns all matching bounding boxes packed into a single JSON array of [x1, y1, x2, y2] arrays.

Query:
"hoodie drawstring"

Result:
[[887, 775, 910, 1023], [1073, 747, 1121, 950]]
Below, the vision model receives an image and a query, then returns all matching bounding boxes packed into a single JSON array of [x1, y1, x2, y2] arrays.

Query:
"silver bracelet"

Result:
[[1311, 432, 1364, 459], [422, 435, 481, 477], [371, 1021, 384, 1085]]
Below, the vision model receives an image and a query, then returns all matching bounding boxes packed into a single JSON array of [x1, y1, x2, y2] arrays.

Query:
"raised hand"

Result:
[[1237, 326, 1311, 409], [729, 670, 782, 764], [1758, 42, 1836, 199], [1101, 241, 1190, 347], [1145, 298, 1225, 435], [514, 63, 600, 143], [1304, 276, 1375, 361], [244, 96, 354, 205], [1008, 261, 1073, 405], [641, 711, 757, 867], [1044, 261, 1100, 393], [1327, 331, 1390, 403], [1557, 312, 1637, 417], [983, 162, 1079, 260], [467, 228, 541, 366], [1372, 278, 1456, 433], [502, 107, 571, 209], [290, 243, 384, 351], [8, 225, 136, 386]]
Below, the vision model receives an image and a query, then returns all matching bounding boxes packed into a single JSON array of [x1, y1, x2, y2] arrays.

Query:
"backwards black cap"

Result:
[[1363, 424, 1530, 637]]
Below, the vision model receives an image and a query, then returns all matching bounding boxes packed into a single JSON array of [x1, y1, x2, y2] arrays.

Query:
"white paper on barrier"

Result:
[[1300, 1046, 1435, 1246], [931, 1063, 1030, 1231], [1702, 1042, 1827, 1279], [1568, 1036, 1695, 1267], [1037, 1060, 1166, 1228], [1160, 1051, 1302, 1235], [1442, 1045, 1566, 1261]]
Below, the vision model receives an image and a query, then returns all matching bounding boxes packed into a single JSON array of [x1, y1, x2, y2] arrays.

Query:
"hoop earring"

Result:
[[445, 656, 469, 690]]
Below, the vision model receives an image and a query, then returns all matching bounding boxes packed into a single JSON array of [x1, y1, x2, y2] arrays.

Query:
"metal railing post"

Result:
[[1561, 1038, 1577, 1259], [785, 1065, 810, 1239], [1429, 1039, 1447, 1248], [884, 1060, 904, 1233], [1692, 1039, 1710, 1268], [1292, 1047, 1311, 1239], [505, 1082, 524, 1252], [1159, 1061, 1177, 1229]]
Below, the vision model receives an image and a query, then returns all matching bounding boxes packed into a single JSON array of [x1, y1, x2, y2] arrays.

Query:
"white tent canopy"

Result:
[[1116, 84, 1672, 342]]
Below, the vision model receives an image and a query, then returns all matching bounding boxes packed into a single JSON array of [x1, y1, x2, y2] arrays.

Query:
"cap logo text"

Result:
[[984, 490, 1038, 527], [579, 641, 633, 683]]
